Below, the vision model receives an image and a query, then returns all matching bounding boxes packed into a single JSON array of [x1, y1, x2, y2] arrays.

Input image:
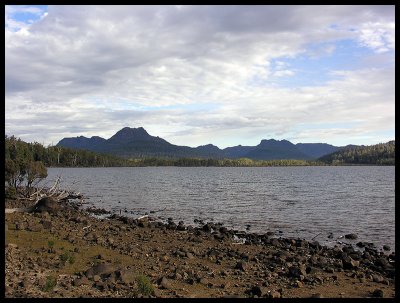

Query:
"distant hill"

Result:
[[295, 143, 340, 159], [57, 126, 343, 160], [318, 141, 395, 165], [243, 139, 310, 160], [222, 145, 255, 158]]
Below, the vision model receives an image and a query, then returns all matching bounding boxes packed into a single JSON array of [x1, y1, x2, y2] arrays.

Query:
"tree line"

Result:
[[318, 141, 395, 165], [5, 134, 395, 184]]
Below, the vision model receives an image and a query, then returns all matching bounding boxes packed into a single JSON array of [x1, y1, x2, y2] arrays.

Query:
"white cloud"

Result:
[[5, 5, 395, 147], [358, 22, 395, 53]]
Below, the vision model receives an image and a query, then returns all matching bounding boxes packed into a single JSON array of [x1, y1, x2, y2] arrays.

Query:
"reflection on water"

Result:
[[47, 166, 395, 249]]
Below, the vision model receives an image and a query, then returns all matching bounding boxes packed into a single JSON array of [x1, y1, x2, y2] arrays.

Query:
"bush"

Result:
[[136, 275, 154, 296], [60, 251, 75, 264], [43, 275, 57, 292], [47, 240, 55, 253]]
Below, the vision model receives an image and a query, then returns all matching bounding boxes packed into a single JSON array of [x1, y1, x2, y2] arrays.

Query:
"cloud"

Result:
[[5, 5, 395, 147], [358, 21, 395, 53]]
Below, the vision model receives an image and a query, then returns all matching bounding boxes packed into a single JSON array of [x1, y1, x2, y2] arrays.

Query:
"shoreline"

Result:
[[5, 196, 396, 298], [88, 206, 394, 254]]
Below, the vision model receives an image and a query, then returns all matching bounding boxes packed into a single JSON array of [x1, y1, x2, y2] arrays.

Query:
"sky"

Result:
[[5, 5, 395, 148]]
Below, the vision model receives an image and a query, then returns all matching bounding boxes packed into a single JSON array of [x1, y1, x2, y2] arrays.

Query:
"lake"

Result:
[[46, 166, 395, 250]]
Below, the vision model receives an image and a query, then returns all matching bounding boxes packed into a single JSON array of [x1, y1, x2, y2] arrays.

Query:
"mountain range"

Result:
[[57, 127, 341, 160]]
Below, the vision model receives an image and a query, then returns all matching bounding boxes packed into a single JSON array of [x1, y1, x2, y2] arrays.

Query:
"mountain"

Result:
[[57, 136, 107, 151], [222, 145, 255, 158], [57, 126, 342, 160], [243, 139, 311, 160], [319, 141, 395, 165], [295, 143, 340, 159], [194, 144, 224, 158]]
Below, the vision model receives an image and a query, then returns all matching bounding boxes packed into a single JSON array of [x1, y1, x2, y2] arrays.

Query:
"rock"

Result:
[[93, 275, 101, 282], [235, 261, 248, 272], [269, 290, 281, 298], [342, 257, 360, 270], [249, 285, 268, 297], [33, 197, 61, 214], [177, 222, 186, 231], [73, 276, 90, 286], [41, 220, 52, 229], [375, 257, 390, 269], [15, 222, 27, 230], [85, 263, 116, 279], [214, 233, 224, 241], [344, 233, 358, 240], [167, 222, 177, 230], [219, 226, 228, 234], [372, 274, 384, 283], [383, 245, 390, 251], [153, 288, 162, 297], [288, 265, 307, 278], [324, 267, 334, 274], [28, 223, 43, 232], [138, 220, 148, 228], [159, 277, 172, 289], [186, 252, 194, 259], [174, 273, 182, 280], [356, 242, 365, 248], [160, 255, 169, 262], [270, 238, 281, 247], [115, 269, 136, 284], [310, 293, 324, 298], [175, 250, 186, 258], [202, 223, 211, 232], [372, 289, 384, 298]]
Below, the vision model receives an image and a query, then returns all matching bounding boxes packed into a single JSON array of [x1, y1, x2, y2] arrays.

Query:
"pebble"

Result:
[[160, 277, 172, 289]]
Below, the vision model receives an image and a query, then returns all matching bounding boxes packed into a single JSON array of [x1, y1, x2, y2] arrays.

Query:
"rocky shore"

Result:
[[5, 196, 396, 298]]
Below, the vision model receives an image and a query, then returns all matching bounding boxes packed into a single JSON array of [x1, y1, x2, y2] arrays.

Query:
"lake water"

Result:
[[46, 166, 395, 250]]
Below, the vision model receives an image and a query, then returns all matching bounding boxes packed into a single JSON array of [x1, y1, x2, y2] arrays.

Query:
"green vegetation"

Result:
[[5, 135, 48, 196], [5, 135, 395, 168], [47, 240, 55, 253], [5, 135, 128, 169], [43, 275, 57, 292], [5, 135, 325, 167], [60, 251, 75, 264], [319, 141, 395, 165], [135, 274, 155, 296]]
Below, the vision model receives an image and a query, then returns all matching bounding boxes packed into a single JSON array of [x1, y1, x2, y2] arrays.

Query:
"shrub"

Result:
[[43, 275, 57, 292], [47, 240, 55, 253], [60, 251, 75, 264], [136, 275, 154, 296]]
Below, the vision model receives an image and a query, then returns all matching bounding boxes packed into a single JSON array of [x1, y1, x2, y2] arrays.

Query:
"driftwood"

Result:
[[5, 176, 82, 214]]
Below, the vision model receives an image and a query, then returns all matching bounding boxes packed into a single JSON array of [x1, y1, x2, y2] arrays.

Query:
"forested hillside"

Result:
[[5, 135, 323, 168], [318, 141, 395, 165], [5, 135, 129, 168]]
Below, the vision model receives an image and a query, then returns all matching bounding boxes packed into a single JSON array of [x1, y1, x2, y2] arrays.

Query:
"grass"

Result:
[[5, 219, 137, 276]]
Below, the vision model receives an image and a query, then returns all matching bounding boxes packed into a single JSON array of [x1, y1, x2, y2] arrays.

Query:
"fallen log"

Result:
[[5, 177, 80, 214]]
